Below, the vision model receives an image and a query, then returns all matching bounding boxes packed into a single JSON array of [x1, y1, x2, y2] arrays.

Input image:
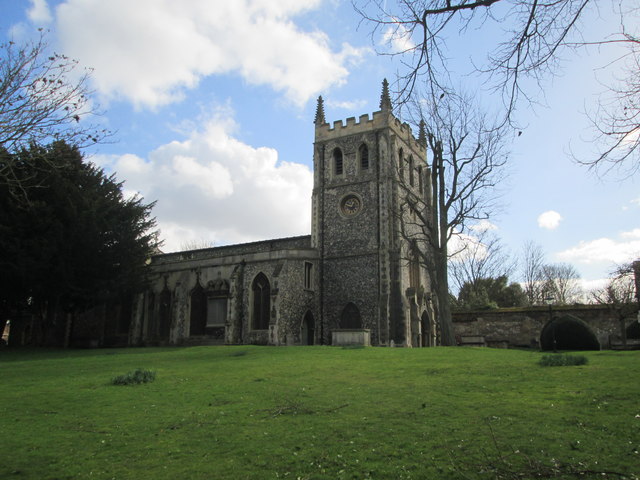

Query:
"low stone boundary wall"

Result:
[[453, 304, 635, 349]]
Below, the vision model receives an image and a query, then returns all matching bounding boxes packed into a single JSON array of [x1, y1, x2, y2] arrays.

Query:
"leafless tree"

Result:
[[449, 226, 517, 295], [591, 264, 637, 305], [354, 0, 591, 119], [590, 262, 639, 344], [397, 90, 509, 344], [578, 11, 640, 176], [0, 31, 109, 194], [541, 262, 583, 304], [354, 0, 639, 173], [520, 240, 546, 305], [180, 239, 216, 251]]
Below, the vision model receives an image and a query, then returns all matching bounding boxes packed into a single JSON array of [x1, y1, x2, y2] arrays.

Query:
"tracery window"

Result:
[[252, 273, 271, 330]]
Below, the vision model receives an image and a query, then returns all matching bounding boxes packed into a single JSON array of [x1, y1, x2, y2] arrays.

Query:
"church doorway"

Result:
[[340, 303, 362, 329], [301, 311, 315, 345]]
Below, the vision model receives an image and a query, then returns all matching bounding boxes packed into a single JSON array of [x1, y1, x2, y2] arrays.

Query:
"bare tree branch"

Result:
[[355, 0, 639, 173], [393, 90, 510, 344], [0, 31, 111, 195]]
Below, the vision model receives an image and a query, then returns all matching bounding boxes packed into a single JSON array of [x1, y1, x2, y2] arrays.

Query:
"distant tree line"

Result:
[[449, 234, 638, 312]]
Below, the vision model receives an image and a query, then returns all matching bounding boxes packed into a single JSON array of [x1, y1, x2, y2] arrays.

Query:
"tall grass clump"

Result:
[[111, 368, 156, 385], [538, 353, 588, 367]]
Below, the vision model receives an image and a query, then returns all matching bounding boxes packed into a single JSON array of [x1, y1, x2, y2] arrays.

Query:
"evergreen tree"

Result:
[[0, 141, 159, 343]]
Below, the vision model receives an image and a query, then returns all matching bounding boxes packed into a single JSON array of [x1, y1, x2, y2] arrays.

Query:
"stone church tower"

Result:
[[312, 80, 436, 346]]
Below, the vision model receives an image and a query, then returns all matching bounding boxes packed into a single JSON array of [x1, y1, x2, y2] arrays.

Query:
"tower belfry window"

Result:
[[333, 148, 343, 175], [409, 155, 415, 186], [359, 143, 369, 170]]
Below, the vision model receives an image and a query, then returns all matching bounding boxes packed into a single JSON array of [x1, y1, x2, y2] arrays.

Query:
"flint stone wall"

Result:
[[452, 305, 631, 348]]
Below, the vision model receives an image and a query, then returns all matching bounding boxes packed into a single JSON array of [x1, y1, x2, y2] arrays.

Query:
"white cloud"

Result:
[[469, 219, 498, 232], [54, 0, 365, 108], [95, 110, 313, 252], [537, 210, 563, 230], [326, 99, 369, 111], [621, 228, 640, 240], [27, 0, 52, 24], [556, 230, 640, 265]]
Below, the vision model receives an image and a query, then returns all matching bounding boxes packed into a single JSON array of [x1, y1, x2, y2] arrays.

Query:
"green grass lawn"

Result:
[[0, 346, 638, 479]]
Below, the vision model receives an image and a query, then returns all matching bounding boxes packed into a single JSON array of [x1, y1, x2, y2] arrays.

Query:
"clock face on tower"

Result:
[[340, 194, 362, 217]]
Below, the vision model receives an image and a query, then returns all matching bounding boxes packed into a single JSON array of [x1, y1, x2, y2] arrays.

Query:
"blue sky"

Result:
[[1, 0, 638, 293]]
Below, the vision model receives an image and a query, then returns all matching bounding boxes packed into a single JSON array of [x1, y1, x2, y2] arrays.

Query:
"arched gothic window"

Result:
[[333, 148, 344, 175], [398, 148, 404, 178], [340, 302, 362, 329], [409, 246, 421, 290], [359, 143, 369, 170], [190, 283, 207, 336], [252, 273, 271, 330], [409, 155, 415, 186]]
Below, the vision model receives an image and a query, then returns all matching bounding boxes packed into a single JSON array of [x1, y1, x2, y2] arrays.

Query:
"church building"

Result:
[[130, 80, 438, 347]]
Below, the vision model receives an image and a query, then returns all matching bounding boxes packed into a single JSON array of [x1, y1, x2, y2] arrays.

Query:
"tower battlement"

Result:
[[315, 111, 425, 156]]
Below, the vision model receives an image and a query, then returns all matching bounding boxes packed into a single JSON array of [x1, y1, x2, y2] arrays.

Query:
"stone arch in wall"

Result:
[[340, 302, 362, 329], [301, 311, 315, 345], [190, 282, 207, 336], [540, 314, 600, 351], [252, 273, 271, 330]]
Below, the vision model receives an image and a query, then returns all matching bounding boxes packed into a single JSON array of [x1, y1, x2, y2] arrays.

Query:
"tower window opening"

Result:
[[304, 262, 313, 290], [409, 155, 414, 187], [333, 148, 343, 175], [398, 148, 404, 178], [359, 143, 369, 170]]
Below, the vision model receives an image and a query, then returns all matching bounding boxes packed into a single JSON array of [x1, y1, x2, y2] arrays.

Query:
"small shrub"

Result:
[[111, 368, 156, 385], [538, 354, 588, 367]]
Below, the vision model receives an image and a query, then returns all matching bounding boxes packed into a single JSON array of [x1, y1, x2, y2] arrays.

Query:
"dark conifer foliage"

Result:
[[0, 141, 159, 333]]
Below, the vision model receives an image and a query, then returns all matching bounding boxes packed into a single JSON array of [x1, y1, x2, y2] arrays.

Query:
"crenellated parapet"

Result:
[[314, 110, 426, 157], [313, 79, 426, 158]]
